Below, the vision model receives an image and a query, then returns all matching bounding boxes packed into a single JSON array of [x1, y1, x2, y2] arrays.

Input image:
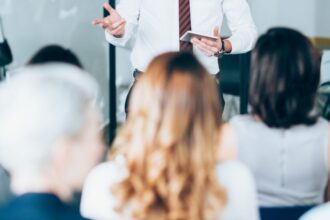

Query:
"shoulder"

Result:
[[80, 157, 128, 220], [216, 161, 260, 220], [85, 155, 128, 185], [216, 160, 254, 185], [218, 116, 258, 160], [228, 114, 265, 138], [312, 117, 330, 132], [216, 160, 257, 202], [229, 114, 254, 126], [218, 123, 237, 161], [300, 203, 330, 220]]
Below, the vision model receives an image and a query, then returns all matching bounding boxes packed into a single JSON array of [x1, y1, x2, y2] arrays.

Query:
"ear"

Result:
[[50, 138, 74, 171]]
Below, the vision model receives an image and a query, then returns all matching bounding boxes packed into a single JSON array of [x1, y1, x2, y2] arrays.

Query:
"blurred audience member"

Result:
[[0, 64, 104, 219], [28, 45, 109, 147], [27, 45, 83, 68], [81, 52, 259, 220], [219, 27, 328, 206]]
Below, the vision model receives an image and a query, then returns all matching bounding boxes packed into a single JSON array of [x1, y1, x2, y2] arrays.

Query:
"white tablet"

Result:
[[180, 31, 218, 42]]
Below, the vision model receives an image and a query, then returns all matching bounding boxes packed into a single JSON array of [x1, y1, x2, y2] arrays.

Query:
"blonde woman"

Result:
[[81, 52, 259, 220]]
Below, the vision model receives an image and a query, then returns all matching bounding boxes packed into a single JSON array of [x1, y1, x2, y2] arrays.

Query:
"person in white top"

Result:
[[93, 0, 257, 114], [81, 52, 259, 220], [218, 27, 330, 207]]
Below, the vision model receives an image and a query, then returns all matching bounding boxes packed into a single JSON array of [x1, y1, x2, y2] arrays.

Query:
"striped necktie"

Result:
[[179, 0, 193, 51]]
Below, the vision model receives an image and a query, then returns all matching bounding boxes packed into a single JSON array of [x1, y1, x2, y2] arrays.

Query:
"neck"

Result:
[[253, 114, 262, 122], [11, 171, 72, 202]]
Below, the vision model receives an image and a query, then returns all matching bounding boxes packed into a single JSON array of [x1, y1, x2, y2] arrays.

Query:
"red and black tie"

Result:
[[179, 0, 193, 51]]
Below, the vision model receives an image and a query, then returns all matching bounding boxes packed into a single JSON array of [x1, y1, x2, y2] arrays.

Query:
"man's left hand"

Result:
[[191, 26, 222, 57]]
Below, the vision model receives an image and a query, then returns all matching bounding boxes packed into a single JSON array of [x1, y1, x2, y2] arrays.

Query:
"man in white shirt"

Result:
[[93, 0, 257, 114]]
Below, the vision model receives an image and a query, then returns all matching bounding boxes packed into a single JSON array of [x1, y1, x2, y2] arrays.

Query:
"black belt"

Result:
[[133, 69, 143, 79]]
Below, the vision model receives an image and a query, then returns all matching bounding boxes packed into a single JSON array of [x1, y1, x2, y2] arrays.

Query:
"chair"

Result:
[[0, 16, 13, 80], [259, 206, 316, 220], [219, 52, 251, 114], [317, 81, 330, 120], [321, 50, 330, 84]]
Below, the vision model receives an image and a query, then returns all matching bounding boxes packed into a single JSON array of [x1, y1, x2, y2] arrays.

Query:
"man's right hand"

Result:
[[92, 3, 126, 38]]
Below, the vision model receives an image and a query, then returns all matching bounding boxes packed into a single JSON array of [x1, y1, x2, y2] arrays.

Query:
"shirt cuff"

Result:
[[227, 30, 257, 54], [104, 23, 134, 47]]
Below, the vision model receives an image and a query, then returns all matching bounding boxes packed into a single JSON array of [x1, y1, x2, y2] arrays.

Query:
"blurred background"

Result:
[[0, 0, 329, 126]]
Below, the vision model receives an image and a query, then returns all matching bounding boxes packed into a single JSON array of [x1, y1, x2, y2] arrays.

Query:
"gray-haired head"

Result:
[[0, 64, 102, 175]]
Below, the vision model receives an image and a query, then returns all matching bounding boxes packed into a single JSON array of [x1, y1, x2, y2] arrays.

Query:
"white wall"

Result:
[[315, 1, 330, 37], [0, 0, 109, 122], [250, 0, 329, 37]]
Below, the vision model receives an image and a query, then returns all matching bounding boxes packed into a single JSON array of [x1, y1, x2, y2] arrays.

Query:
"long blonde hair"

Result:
[[111, 52, 226, 220]]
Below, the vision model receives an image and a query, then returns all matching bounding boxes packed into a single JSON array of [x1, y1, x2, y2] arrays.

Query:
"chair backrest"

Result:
[[321, 50, 330, 84], [317, 81, 330, 120], [259, 206, 316, 220], [0, 17, 13, 67], [218, 52, 251, 114]]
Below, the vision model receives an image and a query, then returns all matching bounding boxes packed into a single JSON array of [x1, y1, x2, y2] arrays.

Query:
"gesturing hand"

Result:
[[92, 3, 126, 38], [191, 26, 222, 57]]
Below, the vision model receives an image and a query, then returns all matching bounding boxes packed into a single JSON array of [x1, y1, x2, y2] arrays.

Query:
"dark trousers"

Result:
[[125, 69, 225, 116]]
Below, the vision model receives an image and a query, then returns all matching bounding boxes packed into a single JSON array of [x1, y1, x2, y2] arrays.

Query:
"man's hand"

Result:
[[191, 26, 222, 57], [92, 3, 126, 38]]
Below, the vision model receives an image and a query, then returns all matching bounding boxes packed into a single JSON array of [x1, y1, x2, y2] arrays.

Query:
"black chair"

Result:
[[259, 206, 315, 220], [317, 81, 330, 120], [219, 52, 251, 114], [0, 16, 13, 80], [0, 39, 12, 66]]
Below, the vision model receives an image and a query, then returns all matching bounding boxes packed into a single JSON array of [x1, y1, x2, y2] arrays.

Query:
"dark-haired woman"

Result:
[[219, 27, 330, 206]]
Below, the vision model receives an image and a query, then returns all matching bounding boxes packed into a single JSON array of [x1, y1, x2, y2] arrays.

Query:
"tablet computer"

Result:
[[180, 31, 218, 42]]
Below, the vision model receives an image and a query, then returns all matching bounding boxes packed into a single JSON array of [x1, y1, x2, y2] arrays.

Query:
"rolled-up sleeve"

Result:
[[223, 0, 258, 54], [105, 0, 142, 48]]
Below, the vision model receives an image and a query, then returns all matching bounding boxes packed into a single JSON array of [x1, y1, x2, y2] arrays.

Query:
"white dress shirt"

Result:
[[80, 158, 260, 220], [106, 0, 257, 74]]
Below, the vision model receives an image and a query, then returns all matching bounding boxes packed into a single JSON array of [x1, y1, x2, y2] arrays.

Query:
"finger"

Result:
[[92, 18, 105, 25], [190, 37, 200, 43], [110, 19, 126, 30], [193, 38, 218, 54], [201, 38, 218, 47], [99, 22, 108, 29], [93, 20, 108, 28], [213, 26, 220, 37], [196, 44, 214, 56], [110, 23, 125, 35], [198, 40, 218, 55], [200, 38, 220, 53], [192, 39, 215, 56], [95, 19, 110, 29], [103, 2, 115, 14]]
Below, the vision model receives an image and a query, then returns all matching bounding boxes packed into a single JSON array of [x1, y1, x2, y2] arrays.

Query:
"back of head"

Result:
[[0, 64, 99, 175], [249, 27, 321, 128], [112, 52, 225, 220], [27, 45, 83, 68]]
